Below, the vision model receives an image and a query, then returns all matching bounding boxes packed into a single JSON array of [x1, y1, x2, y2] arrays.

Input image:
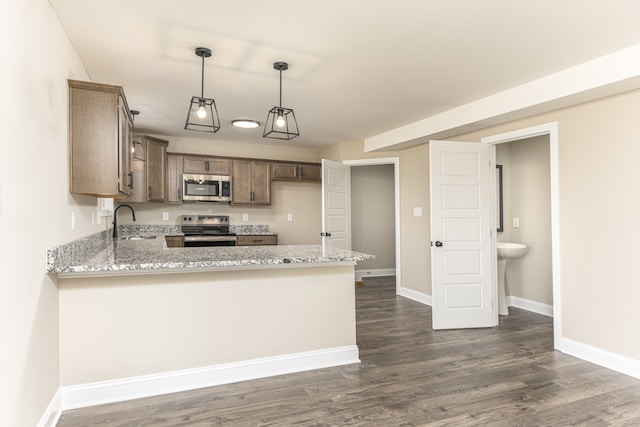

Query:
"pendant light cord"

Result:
[[200, 55, 205, 99], [279, 69, 283, 108]]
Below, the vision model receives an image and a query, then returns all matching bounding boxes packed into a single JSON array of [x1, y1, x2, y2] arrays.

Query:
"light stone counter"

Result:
[[47, 228, 373, 277]]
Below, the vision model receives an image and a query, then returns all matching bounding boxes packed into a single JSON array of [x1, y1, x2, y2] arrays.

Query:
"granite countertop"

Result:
[[47, 229, 374, 278]]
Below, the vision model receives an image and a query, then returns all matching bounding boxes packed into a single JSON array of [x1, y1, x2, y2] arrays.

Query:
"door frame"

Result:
[[343, 157, 401, 296], [481, 122, 561, 348]]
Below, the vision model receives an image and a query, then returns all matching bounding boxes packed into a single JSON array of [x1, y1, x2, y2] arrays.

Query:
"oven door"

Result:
[[183, 235, 237, 247], [183, 174, 220, 201]]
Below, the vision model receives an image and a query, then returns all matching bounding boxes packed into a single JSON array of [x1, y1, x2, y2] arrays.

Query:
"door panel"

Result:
[[322, 159, 351, 250], [430, 140, 495, 329]]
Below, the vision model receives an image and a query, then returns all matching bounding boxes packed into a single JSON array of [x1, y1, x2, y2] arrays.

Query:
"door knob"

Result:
[[434, 241, 443, 247]]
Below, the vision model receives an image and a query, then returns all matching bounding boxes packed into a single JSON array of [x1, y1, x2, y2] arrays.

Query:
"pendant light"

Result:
[[130, 110, 144, 159], [184, 47, 221, 133], [263, 62, 299, 140]]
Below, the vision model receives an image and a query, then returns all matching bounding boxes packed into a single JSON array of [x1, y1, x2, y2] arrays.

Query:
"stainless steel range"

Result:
[[179, 215, 237, 247]]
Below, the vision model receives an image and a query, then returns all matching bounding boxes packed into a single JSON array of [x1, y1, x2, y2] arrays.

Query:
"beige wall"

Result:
[[59, 266, 356, 385], [351, 164, 395, 271], [453, 89, 640, 361], [497, 136, 553, 305], [0, 1, 102, 425], [322, 142, 431, 295]]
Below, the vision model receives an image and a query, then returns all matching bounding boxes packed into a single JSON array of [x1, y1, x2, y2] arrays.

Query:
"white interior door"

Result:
[[321, 159, 351, 249], [429, 140, 495, 329]]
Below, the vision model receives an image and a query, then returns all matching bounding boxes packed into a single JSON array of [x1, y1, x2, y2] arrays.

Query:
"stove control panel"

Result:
[[180, 215, 230, 226]]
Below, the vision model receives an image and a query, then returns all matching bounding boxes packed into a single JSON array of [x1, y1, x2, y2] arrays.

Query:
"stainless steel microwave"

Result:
[[182, 174, 231, 202]]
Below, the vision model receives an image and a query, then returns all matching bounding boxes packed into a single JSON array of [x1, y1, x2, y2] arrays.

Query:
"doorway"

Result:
[[343, 158, 401, 295], [482, 122, 561, 348]]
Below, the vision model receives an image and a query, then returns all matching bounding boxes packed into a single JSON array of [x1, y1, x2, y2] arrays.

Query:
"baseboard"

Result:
[[399, 286, 432, 306], [507, 296, 553, 317], [355, 268, 396, 281], [558, 337, 640, 380], [59, 345, 360, 411], [37, 389, 62, 427]]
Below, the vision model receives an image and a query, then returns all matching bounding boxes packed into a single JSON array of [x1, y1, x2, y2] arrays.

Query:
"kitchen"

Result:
[[6, 1, 640, 427]]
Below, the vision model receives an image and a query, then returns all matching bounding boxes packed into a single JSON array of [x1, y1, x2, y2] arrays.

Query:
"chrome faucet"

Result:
[[112, 204, 136, 238]]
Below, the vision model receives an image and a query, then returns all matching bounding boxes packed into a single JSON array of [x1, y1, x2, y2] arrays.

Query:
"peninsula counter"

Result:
[[48, 233, 374, 410]]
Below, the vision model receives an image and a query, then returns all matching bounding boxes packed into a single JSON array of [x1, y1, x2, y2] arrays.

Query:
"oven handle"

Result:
[[183, 235, 237, 242]]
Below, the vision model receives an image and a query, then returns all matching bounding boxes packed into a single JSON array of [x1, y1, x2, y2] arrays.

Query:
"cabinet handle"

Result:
[[148, 186, 152, 199], [205, 161, 210, 172], [128, 172, 133, 189]]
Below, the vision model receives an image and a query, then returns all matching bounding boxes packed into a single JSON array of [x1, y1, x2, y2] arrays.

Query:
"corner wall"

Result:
[[0, 1, 99, 425]]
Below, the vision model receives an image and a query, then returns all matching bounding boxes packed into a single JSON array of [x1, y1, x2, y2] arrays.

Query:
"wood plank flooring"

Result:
[[57, 276, 640, 426]]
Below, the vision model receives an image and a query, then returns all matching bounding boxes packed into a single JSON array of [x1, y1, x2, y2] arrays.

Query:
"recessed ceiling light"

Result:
[[232, 119, 260, 129]]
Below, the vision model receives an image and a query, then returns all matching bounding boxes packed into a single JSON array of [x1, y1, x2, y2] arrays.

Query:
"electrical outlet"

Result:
[[162, 212, 169, 221], [287, 213, 293, 221], [513, 217, 520, 228], [71, 211, 76, 230], [242, 213, 249, 221]]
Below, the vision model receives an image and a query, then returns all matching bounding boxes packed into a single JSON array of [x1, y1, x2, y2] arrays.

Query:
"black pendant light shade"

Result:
[[263, 62, 299, 140], [185, 47, 221, 133]]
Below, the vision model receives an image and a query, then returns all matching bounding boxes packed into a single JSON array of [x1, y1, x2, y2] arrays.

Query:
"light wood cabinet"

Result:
[[124, 135, 168, 203], [68, 79, 133, 197], [166, 154, 183, 203], [183, 156, 230, 175], [236, 235, 278, 246], [232, 160, 271, 205], [145, 137, 167, 201], [272, 162, 321, 182]]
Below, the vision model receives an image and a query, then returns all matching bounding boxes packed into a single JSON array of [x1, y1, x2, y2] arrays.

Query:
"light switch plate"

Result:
[[287, 213, 293, 221], [242, 213, 249, 221], [413, 207, 423, 217], [513, 217, 520, 228]]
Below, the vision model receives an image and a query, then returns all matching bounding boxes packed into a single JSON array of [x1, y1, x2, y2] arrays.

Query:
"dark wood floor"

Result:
[[58, 276, 640, 426]]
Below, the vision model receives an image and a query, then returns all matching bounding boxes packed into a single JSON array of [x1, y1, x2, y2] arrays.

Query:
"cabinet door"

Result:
[[184, 156, 230, 175], [118, 96, 133, 196], [231, 160, 252, 204], [69, 84, 121, 196], [166, 154, 183, 203], [146, 138, 167, 201], [236, 235, 278, 246], [207, 158, 230, 175], [251, 162, 271, 204], [272, 163, 299, 180], [299, 164, 321, 181]]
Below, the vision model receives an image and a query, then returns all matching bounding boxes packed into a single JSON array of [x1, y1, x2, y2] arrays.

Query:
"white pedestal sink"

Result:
[[497, 242, 528, 315]]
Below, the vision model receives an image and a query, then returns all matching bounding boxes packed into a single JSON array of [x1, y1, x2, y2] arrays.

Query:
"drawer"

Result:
[[236, 235, 278, 246]]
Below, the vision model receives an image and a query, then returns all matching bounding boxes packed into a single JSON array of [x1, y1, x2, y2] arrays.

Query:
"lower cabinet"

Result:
[[236, 235, 278, 246]]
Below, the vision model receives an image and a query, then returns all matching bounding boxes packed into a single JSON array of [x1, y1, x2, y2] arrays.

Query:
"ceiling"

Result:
[[50, 0, 640, 149]]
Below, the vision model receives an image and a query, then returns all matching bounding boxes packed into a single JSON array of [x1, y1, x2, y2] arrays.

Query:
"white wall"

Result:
[[351, 164, 396, 271], [0, 1, 99, 425]]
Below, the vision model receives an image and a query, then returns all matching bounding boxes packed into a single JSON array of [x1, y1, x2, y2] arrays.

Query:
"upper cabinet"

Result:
[[124, 135, 168, 203], [232, 160, 271, 205], [166, 154, 183, 204], [272, 162, 321, 182], [68, 79, 133, 197], [145, 136, 168, 202], [183, 156, 231, 175]]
